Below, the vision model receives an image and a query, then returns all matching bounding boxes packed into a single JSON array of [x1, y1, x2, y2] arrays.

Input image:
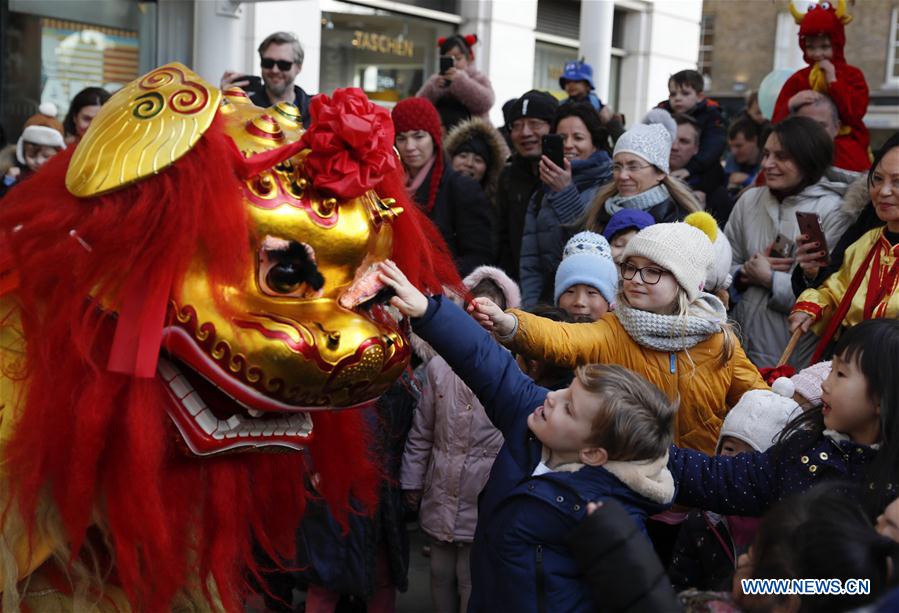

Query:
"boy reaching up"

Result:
[[658, 69, 725, 184], [379, 260, 677, 613]]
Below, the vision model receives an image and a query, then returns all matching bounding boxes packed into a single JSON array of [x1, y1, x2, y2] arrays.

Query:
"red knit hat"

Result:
[[391, 97, 442, 150], [391, 97, 443, 212]]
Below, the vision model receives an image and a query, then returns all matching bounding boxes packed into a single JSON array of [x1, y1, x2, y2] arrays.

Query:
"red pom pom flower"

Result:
[[300, 88, 397, 199]]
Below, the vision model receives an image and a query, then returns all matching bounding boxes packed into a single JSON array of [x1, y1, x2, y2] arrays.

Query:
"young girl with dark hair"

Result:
[[670, 318, 899, 521], [417, 34, 495, 124], [724, 115, 853, 368]]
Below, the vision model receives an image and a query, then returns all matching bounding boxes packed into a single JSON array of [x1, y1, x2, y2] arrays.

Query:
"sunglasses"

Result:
[[261, 58, 294, 71]]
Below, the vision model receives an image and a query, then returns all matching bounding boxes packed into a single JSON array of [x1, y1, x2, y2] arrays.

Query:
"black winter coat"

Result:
[[414, 162, 494, 278], [293, 381, 416, 598], [668, 511, 736, 592], [566, 498, 679, 612], [494, 154, 542, 281]]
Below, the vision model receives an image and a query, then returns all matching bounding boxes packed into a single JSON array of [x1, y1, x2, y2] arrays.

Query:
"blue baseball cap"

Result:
[[559, 61, 595, 90]]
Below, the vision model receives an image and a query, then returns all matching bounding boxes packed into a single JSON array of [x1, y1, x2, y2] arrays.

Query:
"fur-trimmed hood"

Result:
[[837, 170, 871, 218], [412, 265, 521, 361], [443, 117, 510, 202]]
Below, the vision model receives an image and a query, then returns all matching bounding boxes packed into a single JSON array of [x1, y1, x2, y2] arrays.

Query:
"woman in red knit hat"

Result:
[[392, 97, 494, 276]]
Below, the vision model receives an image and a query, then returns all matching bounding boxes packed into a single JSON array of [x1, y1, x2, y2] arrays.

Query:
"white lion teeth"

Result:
[[159, 357, 312, 441]]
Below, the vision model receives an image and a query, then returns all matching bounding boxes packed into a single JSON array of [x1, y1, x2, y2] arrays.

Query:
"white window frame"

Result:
[[887, 7, 899, 87]]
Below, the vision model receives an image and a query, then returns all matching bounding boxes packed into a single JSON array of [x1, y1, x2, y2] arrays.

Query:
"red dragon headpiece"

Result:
[[790, 0, 853, 65], [0, 63, 460, 610]]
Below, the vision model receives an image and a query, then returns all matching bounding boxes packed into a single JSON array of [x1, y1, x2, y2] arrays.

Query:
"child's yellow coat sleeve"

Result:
[[506, 310, 615, 367]]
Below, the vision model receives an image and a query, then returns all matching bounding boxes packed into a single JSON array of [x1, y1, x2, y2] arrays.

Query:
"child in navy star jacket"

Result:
[[670, 318, 899, 520], [378, 260, 677, 613]]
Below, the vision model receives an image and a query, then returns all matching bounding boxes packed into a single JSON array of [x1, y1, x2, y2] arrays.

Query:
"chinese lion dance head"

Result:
[[0, 63, 459, 611]]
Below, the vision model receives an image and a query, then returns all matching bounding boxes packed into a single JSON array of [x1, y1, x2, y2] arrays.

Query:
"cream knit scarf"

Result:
[[604, 184, 670, 216], [616, 292, 727, 352]]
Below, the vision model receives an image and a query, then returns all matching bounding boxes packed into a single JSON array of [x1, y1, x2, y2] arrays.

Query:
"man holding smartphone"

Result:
[[220, 31, 312, 128]]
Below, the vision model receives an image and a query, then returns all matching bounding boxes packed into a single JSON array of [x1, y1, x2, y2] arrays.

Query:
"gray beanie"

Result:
[[613, 109, 675, 174]]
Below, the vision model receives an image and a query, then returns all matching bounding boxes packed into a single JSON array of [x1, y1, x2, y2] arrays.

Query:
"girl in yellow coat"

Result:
[[790, 136, 899, 344], [473, 213, 766, 456]]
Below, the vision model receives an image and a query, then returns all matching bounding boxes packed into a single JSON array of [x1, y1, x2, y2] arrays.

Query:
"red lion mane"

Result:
[[0, 115, 456, 610]]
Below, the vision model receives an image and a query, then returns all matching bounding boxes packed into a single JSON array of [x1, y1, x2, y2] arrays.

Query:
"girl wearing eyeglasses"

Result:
[[579, 109, 702, 235], [472, 212, 766, 458]]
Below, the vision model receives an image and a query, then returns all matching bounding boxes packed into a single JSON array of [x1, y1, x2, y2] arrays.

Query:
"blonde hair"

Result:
[[576, 364, 677, 461], [615, 284, 735, 368], [582, 174, 702, 233]]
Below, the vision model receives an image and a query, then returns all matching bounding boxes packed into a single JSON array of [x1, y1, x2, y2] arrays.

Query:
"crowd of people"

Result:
[[2, 16, 898, 613]]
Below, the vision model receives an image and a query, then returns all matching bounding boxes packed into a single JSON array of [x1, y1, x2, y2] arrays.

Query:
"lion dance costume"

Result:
[[0, 63, 460, 611], [772, 0, 870, 171]]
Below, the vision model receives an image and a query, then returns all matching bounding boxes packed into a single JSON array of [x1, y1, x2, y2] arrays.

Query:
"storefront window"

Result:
[[320, 9, 453, 106], [533, 41, 576, 97], [1, 0, 155, 142]]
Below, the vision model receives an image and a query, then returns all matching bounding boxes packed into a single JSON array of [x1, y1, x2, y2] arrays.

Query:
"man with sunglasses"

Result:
[[221, 31, 312, 128]]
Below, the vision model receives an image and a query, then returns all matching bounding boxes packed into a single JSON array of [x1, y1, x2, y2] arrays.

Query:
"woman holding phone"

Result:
[[789, 133, 899, 349], [518, 102, 612, 306], [723, 116, 852, 368], [417, 34, 494, 126]]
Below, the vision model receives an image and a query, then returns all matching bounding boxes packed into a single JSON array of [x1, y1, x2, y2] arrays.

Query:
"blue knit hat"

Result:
[[554, 232, 618, 306], [602, 209, 656, 242], [559, 60, 595, 90]]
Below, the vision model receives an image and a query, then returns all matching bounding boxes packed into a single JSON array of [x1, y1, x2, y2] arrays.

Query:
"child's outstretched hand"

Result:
[[378, 260, 428, 318], [468, 297, 516, 337]]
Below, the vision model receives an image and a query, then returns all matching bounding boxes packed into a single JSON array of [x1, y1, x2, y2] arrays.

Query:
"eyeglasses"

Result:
[[620, 262, 669, 285], [510, 118, 550, 134], [612, 162, 653, 174], [261, 58, 294, 71]]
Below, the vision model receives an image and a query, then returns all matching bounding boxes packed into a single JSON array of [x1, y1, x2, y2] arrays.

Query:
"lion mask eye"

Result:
[[258, 236, 324, 298]]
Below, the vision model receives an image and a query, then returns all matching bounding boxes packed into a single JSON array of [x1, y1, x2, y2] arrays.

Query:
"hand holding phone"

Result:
[[541, 134, 565, 168], [439, 56, 454, 75], [769, 233, 794, 259], [795, 212, 829, 265]]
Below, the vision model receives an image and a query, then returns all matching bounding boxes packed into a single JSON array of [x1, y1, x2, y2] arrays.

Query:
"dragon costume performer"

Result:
[[0, 63, 459, 611]]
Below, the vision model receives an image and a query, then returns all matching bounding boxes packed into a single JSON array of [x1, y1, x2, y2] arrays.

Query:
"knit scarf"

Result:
[[616, 292, 727, 352], [405, 154, 436, 199], [604, 183, 669, 217]]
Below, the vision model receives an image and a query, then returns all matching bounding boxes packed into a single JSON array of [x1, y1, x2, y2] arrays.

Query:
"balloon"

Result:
[[757, 69, 795, 120]]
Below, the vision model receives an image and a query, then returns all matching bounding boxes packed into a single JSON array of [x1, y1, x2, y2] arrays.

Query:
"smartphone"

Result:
[[795, 211, 829, 264], [770, 233, 794, 259], [235, 74, 262, 91], [439, 56, 454, 75], [541, 134, 565, 168]]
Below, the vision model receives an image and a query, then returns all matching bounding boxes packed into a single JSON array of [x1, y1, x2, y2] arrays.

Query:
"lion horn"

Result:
[[788, 0, 805, 24], [835, 0, 853, 24]]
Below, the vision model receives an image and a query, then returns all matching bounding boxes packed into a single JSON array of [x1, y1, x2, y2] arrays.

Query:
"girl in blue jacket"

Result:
[[379, 260, 676, 613], [670, 317, 899, 520]]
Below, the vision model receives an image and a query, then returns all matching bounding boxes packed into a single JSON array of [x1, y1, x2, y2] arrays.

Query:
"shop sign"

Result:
[[352, 31, 414, 58]]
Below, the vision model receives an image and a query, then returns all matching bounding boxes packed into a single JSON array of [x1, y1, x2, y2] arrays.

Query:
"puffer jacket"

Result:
[[417, 65, 495, 119], [443, 117, 510, 206], [412, 297, 674, 613], [519, 149, 612, 306], [725, 173, 853, 368], [504, 307, 767, 455], [400, 266, 520, 543]]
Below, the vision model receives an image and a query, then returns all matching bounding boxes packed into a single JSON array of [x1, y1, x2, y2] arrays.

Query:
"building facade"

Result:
[[1, 0, 702, 138], [700, 0, 899, 147]]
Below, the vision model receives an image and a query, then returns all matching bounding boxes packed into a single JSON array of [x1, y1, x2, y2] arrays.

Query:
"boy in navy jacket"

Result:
[[658, 69, 725, 183], [379, 261, 677, 613]]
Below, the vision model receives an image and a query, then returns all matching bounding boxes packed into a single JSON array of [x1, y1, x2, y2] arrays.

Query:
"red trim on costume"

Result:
[[792, 301, 823, 321]]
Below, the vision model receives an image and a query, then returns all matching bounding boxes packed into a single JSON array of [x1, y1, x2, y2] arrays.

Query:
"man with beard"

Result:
[[221, 31, 313, 128], [494, 90, 558, 281]]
